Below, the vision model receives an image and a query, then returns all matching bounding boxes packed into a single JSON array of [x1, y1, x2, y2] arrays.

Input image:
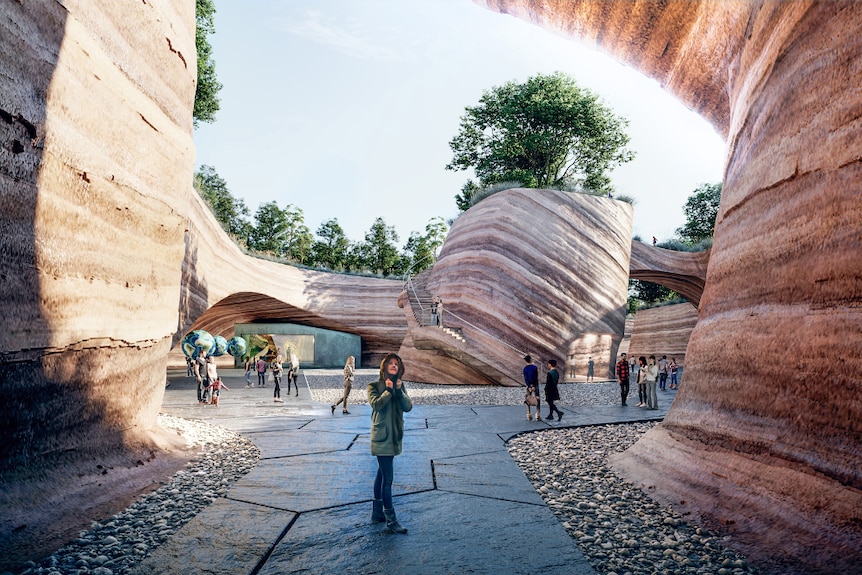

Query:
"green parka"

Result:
[[368, 355, 413, 456]]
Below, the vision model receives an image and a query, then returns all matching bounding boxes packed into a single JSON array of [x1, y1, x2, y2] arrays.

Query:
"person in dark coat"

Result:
[[368, 353, 413, 534], [545, 359, 564, 421]]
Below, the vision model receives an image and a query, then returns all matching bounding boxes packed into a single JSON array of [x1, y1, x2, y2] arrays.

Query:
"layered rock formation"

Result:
[[1, 0, 196, 475], [629, 241, 709, 307], [398, 188, 633, 386], [0, 2, 404, 567], [479, 1, 862, 572], [4, 0, 862, 571], [626, 303, 697, 366], [171, 185, 406, 370]]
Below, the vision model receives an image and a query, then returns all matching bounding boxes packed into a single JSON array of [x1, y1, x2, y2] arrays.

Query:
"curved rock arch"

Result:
[[628, 241, 709, 307]]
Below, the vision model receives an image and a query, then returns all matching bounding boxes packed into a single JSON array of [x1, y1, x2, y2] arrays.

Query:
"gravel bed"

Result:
[[16, 415, 259, 575], [306, 369, 622, 407], [508, 423, 760, 575], [18, 373, 760, 575]]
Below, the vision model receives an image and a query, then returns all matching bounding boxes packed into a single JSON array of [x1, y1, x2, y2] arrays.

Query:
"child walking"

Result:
[[205, 377, 229, 406]]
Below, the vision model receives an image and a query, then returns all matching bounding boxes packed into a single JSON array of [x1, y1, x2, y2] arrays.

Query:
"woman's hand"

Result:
[[385, 378, 394, 389], [395, 379, 402, 389]]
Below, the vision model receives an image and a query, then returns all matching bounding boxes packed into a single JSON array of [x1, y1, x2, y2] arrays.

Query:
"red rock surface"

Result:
[[479, 1, 862, 571], [626, 303, 697, 367], [398, 188, 633, 386], [0, 3, 406, 566], [629, 241, 709, 307], [3, 0, 861, 571]]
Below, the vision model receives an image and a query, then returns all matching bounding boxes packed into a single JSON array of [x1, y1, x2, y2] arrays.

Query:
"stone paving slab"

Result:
[[433, 450, 547, 505], [244, 428, 360, 459], [153, 369, 679, 575], [227, 448, 434, 514], [258, 490, 594, 575], [128, 497, 294, 575]]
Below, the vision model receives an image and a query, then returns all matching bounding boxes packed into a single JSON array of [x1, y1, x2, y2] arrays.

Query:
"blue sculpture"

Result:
[[211, 335, 229, 357], [181, 330, 215, 358], [226, 336, 248, 358]]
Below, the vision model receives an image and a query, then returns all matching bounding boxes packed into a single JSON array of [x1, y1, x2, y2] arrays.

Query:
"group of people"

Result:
[[244, 353, 300, 402], [191, 350, 229, 406], [615, 352, 679, 410], [522, 354, 564, 422]]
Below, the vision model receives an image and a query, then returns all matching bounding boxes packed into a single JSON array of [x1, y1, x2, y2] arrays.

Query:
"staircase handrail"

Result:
[[405, 276, 425, 312], [439, 307, 526, 357], [404, 263, 528, 357]]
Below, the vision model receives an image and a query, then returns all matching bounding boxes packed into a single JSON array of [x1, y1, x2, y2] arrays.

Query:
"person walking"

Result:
[[645, 355, 659, 410], [368, 353, 413, 535], [255, 356, 267, 387], [204, 355, 218, 405], [204, 377, 229, 406], [429, 296, 439, 326], [586, 356, 595, 383], [669, 357, 679, 389], [658, 355, 669, 391], [544, 359, 564, 421], [244, 356, 253, 388], [271, 354, 284, 402], [522, 355, 541, 421], [332, 355, 355, 414], [436, 298, 444, 327], [636, 356, 648, 407], [286, 352, 300, 396], [615, 352, 630, 406], [195, 351, 208, 404]]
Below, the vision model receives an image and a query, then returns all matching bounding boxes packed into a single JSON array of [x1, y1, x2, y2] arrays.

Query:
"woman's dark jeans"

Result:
[[374, 455, 395, 509]]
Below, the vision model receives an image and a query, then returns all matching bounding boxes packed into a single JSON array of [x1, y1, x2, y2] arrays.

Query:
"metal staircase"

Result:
[[402, 270, 521, 386]]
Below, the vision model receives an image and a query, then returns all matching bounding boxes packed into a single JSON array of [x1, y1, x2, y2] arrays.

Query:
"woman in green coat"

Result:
[[368, 353, 413, 534]]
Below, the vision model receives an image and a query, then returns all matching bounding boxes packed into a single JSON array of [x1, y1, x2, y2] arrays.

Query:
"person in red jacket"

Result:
[[205, 377, 229, 406], [616, 353, 630, 406]]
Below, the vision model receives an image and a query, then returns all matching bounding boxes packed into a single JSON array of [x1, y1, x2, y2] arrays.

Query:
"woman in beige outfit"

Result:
[[332, 355, 355, 414]]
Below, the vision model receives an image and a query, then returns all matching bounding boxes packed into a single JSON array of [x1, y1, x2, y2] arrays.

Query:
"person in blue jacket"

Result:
[[523, 355, 541, 421]]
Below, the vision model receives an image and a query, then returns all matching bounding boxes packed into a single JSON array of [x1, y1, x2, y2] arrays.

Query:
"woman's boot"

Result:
[[383, 507, 407, 534], [372, 499, 385, 523]]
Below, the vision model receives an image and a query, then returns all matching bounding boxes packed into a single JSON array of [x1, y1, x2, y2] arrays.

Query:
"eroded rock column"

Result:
[[479, 1, 862, 572]]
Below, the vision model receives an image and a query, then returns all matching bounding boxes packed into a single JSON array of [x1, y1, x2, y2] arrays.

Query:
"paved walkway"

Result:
[[134, 369, 673, 575]]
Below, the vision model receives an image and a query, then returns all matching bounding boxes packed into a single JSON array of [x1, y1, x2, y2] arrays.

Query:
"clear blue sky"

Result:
[[194, 0, 726, 247]]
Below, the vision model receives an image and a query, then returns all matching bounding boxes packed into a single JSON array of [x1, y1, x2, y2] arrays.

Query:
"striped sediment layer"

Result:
[[478, 1, 862, 572], [400, 188, 632, 386]]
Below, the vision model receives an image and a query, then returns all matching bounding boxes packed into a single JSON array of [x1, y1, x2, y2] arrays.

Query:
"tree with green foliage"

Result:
[[280, 205, 313, 264], [360, 218, 402, 276], [401, 232, 433, 275], [627, 277, 683, 314], [310, 219, 351, 271], [248, 202, 287, 255], [423, 217, 448, 260], [675, 183, 722, 245], [446, 71, 634, 209], [454, 180, 482, 212], [630, 279, 675, 305], [194, 165, 250, 243], [194, 0, 222, 126], [400, 217, 450, 275]]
